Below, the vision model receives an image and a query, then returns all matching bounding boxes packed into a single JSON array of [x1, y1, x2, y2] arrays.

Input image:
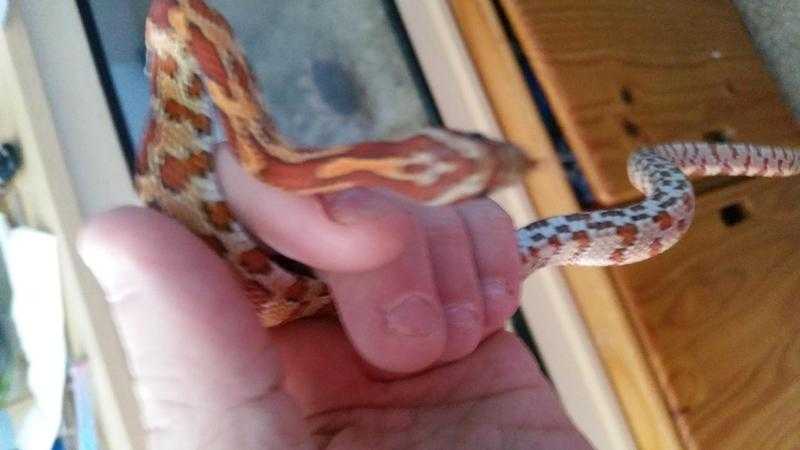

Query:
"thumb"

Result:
[[77, 207, 315, 449], [216, 145, 416, 272]]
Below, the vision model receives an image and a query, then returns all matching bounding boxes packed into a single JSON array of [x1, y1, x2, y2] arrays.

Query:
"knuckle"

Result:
[[422, 206, 468, 245], [459, 199, 513, 232]]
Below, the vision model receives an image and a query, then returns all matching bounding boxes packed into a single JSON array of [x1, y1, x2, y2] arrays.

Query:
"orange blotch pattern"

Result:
[[159, 152, 209, 191], [653, 211, 674, 230], [187, 24, 230, 96], [616, 224, 639, 247], [163, 99, 212, 134], [203, 201, 234, 232], [238, 248, 274, 275]]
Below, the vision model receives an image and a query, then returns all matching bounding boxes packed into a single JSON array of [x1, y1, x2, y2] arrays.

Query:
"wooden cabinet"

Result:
[[451, 0, 800, 448], [612, 177, 800, 448]]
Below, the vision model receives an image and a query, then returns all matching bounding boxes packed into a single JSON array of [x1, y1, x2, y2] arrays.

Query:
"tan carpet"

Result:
[[735, 0, 800, 118]]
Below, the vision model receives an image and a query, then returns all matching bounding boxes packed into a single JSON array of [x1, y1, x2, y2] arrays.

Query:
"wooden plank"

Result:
[[448, 2, 682, 448], [445, 0, 576, 216], [497, 0, 800, 205], [610, 177, 800, 449]]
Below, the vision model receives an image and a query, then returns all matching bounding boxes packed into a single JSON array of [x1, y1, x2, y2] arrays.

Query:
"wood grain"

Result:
[[611, 177, 800, 449], [448, 1, 682, 448], [446, 0, 576, 216], [497, 0, 800, 205]]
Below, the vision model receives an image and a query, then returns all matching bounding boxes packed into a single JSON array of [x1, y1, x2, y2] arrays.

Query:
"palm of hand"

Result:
[[79, 184, 590, 449], [136, 305, 586, 449], [271, 319, 587, 449]]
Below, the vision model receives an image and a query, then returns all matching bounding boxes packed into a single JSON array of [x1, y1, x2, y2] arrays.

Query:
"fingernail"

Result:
[[319, 188, 387, 225], [444, 303, 480, 329], [384, 294, 439, 337]]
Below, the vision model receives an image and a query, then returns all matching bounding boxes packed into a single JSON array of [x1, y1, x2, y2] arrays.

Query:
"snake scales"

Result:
[[136, 0, 800, 327]]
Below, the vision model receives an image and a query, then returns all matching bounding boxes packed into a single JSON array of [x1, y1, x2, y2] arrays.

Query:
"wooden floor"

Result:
[[494, 0, 800, 448], [612, 177, 800, 449]]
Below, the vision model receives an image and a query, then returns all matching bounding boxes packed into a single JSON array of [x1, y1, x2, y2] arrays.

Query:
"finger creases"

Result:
[[417, 205, 486, 363], [456, 199, 522, 331], [321, 219, 449, 375]]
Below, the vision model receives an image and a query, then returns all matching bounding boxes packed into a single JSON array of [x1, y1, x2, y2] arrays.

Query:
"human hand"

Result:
[[78, 147, 591, 449]]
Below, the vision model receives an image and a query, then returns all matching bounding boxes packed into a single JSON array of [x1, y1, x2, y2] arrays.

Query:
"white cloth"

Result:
[[4, 224, 65, 450]]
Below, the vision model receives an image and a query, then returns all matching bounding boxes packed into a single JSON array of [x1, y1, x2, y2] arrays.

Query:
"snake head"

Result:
[[411, 128, 531, 203]]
